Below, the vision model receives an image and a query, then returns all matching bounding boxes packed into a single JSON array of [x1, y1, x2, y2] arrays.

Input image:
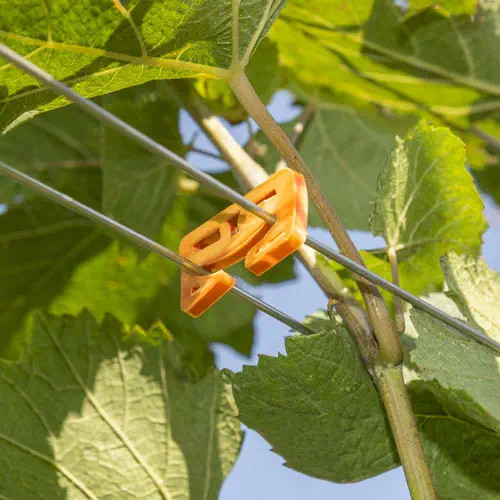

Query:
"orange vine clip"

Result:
[[179, 167, 308, 317]]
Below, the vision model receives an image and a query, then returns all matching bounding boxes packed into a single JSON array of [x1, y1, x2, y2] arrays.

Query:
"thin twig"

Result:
[[171, 80, 269, 191], [471, 125, 500, 153], [187, 146, 225, 161], [388, 247, 405, 334], [276, 103, 316, 171]]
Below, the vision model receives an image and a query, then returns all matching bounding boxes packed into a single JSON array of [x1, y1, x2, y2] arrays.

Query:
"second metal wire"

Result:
[[0, 43, 498, 352]]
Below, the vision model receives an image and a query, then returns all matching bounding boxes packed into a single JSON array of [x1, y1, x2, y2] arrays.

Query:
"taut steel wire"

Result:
[[0, 160, 315, 336], [0, 43, 499, 352]]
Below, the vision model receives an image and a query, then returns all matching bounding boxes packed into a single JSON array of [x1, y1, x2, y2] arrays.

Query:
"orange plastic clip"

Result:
[[179, 167, 308, 317]]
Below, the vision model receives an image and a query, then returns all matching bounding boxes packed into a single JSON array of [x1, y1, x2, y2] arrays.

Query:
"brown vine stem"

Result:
[[377, 366, 436, 500], [228, 71, 436, 500], [174, 80, 377, 364], [229, 72, 401, 365]]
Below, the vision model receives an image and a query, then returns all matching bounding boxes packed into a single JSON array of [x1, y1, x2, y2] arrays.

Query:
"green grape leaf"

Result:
[[271, 0, 500, 170], [272, 0, 500, 112], [48, 192, 260, 356], [230, 309, 500, 496], [442, 252, 500, 343], [362, 0, 499, 97], [49, 242, 164, 325], [228, 313, 400, 482], [0, 0, 287, 131], [407, 253, 500, 436], [252, 105, 411, 230], [409, 379, 500, 499], [407, 287, 500, 496], [0, 310, 242, 499], [0, 113, 265, 357], [408, 0, 478, 15], [370, 121, 487, 293], [1, 81, 184, 240], [0, 106, 101, 206], [410, 304, 500, 433]]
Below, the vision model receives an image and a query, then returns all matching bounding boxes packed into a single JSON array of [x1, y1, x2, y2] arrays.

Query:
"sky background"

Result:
[[181, 90, 500, 500]]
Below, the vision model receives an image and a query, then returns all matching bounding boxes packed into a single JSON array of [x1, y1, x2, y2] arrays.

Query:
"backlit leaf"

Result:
[[271, 0, 500, 170], [0, 0, 286, 131], [370, 121, 487, 293], [252, 105, 410, 229], [0, 310, 242, 499], [0, 185, 107, 358]]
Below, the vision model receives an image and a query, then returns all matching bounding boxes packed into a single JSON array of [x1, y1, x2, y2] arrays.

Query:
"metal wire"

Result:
[[0, 161, 314, 337], [305, 238, 500, 351], [1, 43, 499, 352]]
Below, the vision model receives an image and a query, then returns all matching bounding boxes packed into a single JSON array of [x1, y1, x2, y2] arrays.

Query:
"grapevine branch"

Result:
[[229, 72, 401, 365], [228, 71, 436, 500]]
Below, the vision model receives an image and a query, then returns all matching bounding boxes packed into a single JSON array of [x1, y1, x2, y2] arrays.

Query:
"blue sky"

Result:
[[181, 91, 500, 499]]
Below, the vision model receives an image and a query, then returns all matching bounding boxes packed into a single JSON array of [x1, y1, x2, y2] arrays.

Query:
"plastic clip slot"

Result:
[[179, 167, 308, 317]]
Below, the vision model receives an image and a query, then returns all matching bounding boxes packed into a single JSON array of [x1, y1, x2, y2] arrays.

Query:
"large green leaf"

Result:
[[0, 0, 286, 131], [0, 310, 242, 499], [410, 305, 500, 433], [272, 0, 500, 112], [406, 261, 500, 497], [252, 105, 411, 229], [229, 312, 400, 483], [51, 242, 259, 356], [406, 284, 500, 497], [0, 105, 101, 206], [370, 121, 487, 293], [49, 242, 163, 324], [230, 310, 500, 496], [45, 189, 260, 356], [0, 112, 290, 358], [271, 0, 500, 169], [409, 379, 500, 500]]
